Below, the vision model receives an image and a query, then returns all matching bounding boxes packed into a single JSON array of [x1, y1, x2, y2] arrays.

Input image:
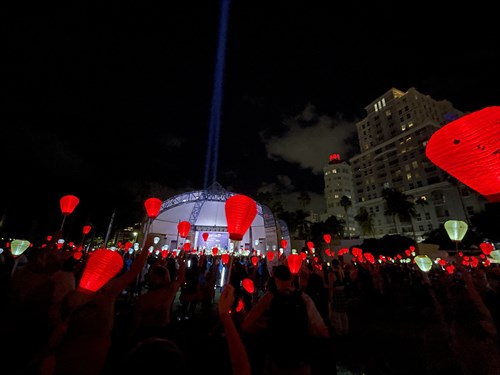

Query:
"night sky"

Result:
[[1, 1, 499, 242]]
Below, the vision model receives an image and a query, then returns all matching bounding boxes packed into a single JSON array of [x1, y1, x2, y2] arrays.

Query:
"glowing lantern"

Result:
[[221, 253, 230, 265], [323, 234, 331, 244], [325, 248, 331, 257], [78, 249, 124, 294], [425, 106, 500, 202], [306, 241, 314, 251], [242, 278, 255, 294], [224, 194, 257, 241], [177, 221, 191, 238], [287, 254, 302, 274], [445, 264, 455, 274], [352, 247, 362, 257], [415, 255, 433, 272], [183, 243, 191, 251], [480, 242, 494, 256], [82, 225, 92, 235], [364, 252, 375, 264], [300, 252, 307, 260], [212, 247, 219, 256], [444, 220, 468, 242], [144, 197, 162, 220], [490, 250, 500, 261], [60, 194, 80, 215], [251, 255, 258, 266], [73, 251, 83, 261], [266, 251, 275, 262], [280, 239, 288, 249], [202, 232, 209, 242], [10, 239, 30, 258], [235, 299, 244, 313], [59, 194, 80, 230]]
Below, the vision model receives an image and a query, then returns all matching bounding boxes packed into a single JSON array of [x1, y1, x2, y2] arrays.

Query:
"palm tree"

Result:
[[325, 215, 345, 240], [354, 207, 375, 237], [297, 191, 311, 209], [382, 187, 416, 235], [340, 195, 352, 239]]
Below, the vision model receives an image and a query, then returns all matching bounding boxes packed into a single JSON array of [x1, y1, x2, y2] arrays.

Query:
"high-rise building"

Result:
[[348, 87, 488, 240], [322, 153, 358, 238]]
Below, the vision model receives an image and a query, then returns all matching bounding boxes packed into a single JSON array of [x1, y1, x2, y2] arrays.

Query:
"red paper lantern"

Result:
[[144, 197, 162, 220], [251, 255, 259, 266], [300, 252, 307, 260], [177, 221, 191, 238], [242, 278, 255, 294], [78, 249, 124, 294], [364, 252, 375, 264], [426, 106, 500, 202], [212, 247, 219, 256], [225, 194, 257, 241], [280, 239, 288, 249], [235, 298, 245, 313], [325, 248, 331, 257], [323, 234, 331, 244], [82, 225, 92, 235], [202, 232, 209, 242], [73, 251, 83, 261], [287, 254, 302, 274], [60, 195, 80, 215], [480, 242, 494, 255], [266, 251, 275, 261], [306, 241, 314, 251], [183, 242, 191, 251], [221, 253, 230, 265]]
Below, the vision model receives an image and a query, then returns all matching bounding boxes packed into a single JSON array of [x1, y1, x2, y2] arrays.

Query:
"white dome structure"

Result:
[[148, 182, 291, 254]]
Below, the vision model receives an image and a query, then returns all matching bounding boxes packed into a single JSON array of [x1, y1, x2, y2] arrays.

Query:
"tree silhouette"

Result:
[[354, 207, 375, 237], [382, 187, 416, 235]]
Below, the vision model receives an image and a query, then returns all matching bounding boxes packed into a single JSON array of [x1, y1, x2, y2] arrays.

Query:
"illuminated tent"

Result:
[[148, 182, 290, 254]]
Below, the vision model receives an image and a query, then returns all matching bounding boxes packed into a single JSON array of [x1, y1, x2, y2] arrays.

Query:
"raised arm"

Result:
[[218, 284, 251, 375]]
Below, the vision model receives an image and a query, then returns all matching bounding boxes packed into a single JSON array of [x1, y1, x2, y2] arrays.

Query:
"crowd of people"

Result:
[[2, 234, 500, 375]]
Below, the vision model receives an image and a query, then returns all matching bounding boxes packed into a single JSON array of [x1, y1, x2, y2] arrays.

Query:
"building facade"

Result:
[[348, 87, 488, 240], [322, 153, 358, 238]]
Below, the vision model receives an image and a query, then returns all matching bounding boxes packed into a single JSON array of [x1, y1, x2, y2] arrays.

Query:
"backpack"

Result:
[[266, 289, 310, 366]]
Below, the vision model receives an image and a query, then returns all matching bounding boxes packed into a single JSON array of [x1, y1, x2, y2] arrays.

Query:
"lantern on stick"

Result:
[[280, 239, 288, 250], [323, 234, 331, 244], [77, 249, 124, 294], [143, 197, 162, 246], [59, 194, 80, 231], [80, 224, 92, 249], [177, 221, 191, 239], [287, 253, 302, 275], [9, 239, 31, 277], [444, 220, 468, 252], [242, 278, 255, 294], [225, 194, 258, 283], [415, 255, 433, 272], [9, 239, 30, 258]]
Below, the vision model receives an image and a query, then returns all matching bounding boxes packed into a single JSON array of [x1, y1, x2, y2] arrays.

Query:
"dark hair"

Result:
[[273, 264, 291, 281], [121, 337, 188, 375]]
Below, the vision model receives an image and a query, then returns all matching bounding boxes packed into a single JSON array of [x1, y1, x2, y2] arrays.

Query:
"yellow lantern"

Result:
[[10, 239, 31, 258], [415, 255, 433, 272], [490, 250, 500, 261], [444, 220, 468, 242]]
